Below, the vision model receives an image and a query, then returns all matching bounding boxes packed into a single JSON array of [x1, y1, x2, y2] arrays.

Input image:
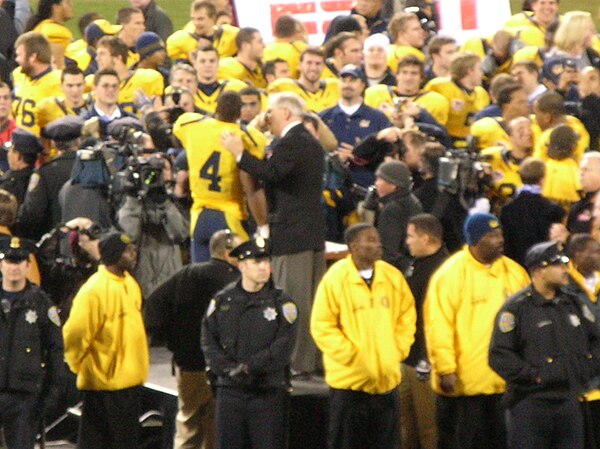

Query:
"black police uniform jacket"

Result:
[[145, 258, 240, 371], [0, 283, 64, 394], [16, 151, 77, 240], [489, 285, 600, 406], [0, 166, 33, 205], [201, 280, 298, 390]]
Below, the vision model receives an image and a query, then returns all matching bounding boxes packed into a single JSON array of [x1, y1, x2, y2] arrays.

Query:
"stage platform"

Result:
[[42, 347, 329, 449], [143, 346, 329, 449], [146, 346, 330, 397]]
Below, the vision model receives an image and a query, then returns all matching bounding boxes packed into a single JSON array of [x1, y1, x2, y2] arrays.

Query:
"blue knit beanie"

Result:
[[463, 213, 502, 245], [135, 32, 165, 60]]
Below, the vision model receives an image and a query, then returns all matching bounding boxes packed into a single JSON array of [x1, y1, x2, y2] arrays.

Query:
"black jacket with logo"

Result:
[[0, 283, 64, 394], [489, 286, 600, 406], [201, 280, 297, 390]]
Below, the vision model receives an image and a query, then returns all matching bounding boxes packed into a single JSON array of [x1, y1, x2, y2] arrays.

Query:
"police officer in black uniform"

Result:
[[15, 116, 83, 240], [0, 128, 43, 204], [489, 241, 600, 449], [201, 236, 298, 449], [0, 236, 64, 449]]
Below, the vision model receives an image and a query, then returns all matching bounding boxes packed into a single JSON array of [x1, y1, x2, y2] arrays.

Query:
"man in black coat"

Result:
[[145, 229, 242, 449], [499, 157, 565, 266], [222, 92, 326, 377], [402, 213, 449, 449], [130, 0, 173, 41], [374, 160, 422, 267], [15, 116, 81, 240]]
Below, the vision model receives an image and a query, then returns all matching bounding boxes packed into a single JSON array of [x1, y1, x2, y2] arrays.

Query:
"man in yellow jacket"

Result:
[[311, 223, 416, 449], [63, 232, 149, 449], [424, 212, 529, 449]]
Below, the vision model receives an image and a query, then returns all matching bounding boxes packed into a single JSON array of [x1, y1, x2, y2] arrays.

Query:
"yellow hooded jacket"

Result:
[[425, 247, 530, 396], [63, 265, 149, 391], [311, 256, 416, 394], [568, 263, 600, 401]]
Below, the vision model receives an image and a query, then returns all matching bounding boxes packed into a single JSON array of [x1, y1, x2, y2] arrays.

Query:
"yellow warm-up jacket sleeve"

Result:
[[394, 275, 417, 362], [62, 288, 101, 374], [311, 278, 358, 367], [424, 271, 459, 376]]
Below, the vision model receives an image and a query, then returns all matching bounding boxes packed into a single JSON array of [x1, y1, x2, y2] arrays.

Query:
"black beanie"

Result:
[[99, 232, 131, 265]]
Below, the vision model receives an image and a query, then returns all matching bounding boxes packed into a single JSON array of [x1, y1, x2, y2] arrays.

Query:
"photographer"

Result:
[[117, 151, 188, 297], [413, 142, 466, 252], [372, 160, 422, 267], [37, 216, 101, 322]]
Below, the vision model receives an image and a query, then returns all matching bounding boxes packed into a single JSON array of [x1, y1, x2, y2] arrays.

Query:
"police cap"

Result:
[[524, 241, 570, 271], [43, 116, 84, 142], [0, 236, 36, 262], [7, 128, 43, 155], [229, 236, 271, 260]]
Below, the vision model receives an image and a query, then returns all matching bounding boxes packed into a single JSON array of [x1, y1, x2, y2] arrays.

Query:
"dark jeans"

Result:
[[436, 394, 506, 449], [0, 391, 38, 449], [78, 386, 142, 449], [507, 396, 583, 449], [215, 387, 289, 449], [328, 387, 400, 449]]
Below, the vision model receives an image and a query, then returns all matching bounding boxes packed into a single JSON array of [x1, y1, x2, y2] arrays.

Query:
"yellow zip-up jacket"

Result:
[[63, 265, 149, 391], [568, 264, 600, 402], [424, 247, 529, 396], [311, 256, 416, 394]]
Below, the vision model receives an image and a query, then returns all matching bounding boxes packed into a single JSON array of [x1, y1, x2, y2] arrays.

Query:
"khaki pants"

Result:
[[399, 364, 437, 449], [174, 369, 215, 449], [272, 250, 326, 374]]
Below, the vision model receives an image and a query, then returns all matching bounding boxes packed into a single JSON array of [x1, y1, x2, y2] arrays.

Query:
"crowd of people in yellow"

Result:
[[3, 0, 600, 448]]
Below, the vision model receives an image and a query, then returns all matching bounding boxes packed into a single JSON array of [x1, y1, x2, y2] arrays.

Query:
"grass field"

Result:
[[51, 0, 600, 38]]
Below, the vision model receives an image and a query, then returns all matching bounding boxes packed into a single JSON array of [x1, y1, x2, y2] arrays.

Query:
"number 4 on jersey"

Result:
[[200, 151, 222, 192]]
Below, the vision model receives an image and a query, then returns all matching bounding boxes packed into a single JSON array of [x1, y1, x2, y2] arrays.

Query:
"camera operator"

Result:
[[163, 87, 197, 116], [58, 145, 113, 230], [117, 150, 188, 297], [413, 142, 467, 252], [371, 160, 422, 268]]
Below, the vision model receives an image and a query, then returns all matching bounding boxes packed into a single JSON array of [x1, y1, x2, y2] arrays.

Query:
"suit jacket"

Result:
[[238, 123, 325, 256], [500, 191, 565, 265]]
